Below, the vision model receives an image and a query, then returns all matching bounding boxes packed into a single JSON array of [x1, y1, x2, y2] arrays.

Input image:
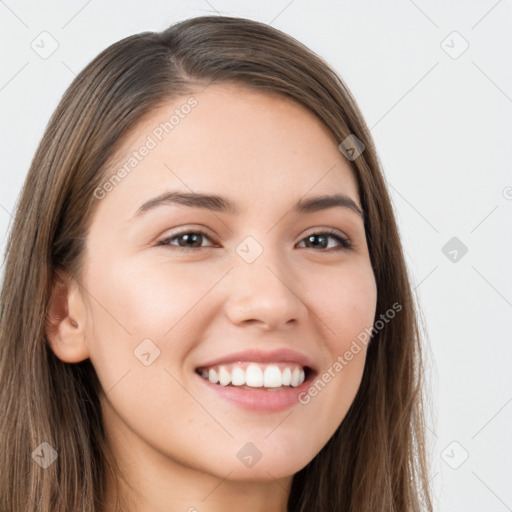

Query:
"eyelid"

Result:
[[302, 226, 349, 241]]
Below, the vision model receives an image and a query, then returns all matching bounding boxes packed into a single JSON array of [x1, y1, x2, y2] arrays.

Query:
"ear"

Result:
[[45, 269, 90, 363]]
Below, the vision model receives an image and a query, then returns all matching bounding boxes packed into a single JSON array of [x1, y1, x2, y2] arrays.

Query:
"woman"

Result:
[[0, 15, 433, 511]]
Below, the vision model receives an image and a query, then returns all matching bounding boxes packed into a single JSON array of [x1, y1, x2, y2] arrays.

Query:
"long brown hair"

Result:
[[0, 15, 433, 511]]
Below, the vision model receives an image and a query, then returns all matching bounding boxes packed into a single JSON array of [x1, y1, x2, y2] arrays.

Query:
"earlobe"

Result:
[[45, 270, 90, 363]]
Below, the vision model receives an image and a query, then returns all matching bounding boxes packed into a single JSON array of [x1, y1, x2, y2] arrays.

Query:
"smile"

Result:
[[196, 362, 308, 389]]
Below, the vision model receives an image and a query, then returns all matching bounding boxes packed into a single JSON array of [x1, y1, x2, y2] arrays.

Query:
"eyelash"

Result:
[[157, 228, 352, 252]]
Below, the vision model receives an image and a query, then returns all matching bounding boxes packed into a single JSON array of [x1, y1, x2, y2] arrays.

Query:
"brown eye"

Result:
[[297, 230, 352, 251], [157, 228, 352, 252], [158, 230, 216, 250]]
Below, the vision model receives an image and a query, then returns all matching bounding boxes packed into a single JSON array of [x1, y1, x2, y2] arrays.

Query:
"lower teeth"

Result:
[[237, 386, 290, 391], [216, 382, 293, 390]]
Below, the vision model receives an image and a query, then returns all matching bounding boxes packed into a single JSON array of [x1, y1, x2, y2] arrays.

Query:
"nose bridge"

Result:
[[225, 232, 305, 328], [235, 232, 289, 286]]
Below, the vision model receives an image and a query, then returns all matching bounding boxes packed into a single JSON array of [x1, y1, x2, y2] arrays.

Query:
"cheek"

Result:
[[296, 263, 376, 429], [314, 261, 377, 348], [82, 254, 223, 400], [86, 254, 213, 338], [289, 313, 370, 455]]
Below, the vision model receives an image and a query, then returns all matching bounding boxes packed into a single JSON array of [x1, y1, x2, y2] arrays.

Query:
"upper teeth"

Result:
[[198, 362, 306, 388]]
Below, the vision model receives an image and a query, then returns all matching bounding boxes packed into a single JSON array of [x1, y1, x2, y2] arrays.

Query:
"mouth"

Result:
[[193, 348, 318, 412], [195, 362, 315, 391]]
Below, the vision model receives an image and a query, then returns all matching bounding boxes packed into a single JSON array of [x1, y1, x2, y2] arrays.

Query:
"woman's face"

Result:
[[73, 83, 377, 484]]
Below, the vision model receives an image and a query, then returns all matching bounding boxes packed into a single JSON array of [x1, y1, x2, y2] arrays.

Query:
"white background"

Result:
[[1, 1, 511, 510]]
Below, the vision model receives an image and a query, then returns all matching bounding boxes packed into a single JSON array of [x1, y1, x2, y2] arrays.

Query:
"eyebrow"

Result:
[[131, 190, 364, 220]]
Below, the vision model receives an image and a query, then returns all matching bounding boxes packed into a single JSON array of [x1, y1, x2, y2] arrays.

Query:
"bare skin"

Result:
[[46, 83, 377, 511]]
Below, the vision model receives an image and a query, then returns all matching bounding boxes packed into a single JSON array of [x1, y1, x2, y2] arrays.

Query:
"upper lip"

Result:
[[195, 348, 317, 372]]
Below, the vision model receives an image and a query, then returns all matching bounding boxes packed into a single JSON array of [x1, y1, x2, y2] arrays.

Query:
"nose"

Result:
[[224, 247, 307, 331]]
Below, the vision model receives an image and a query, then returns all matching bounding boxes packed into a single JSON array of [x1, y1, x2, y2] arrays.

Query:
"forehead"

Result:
[[96, 83, 360, 221]]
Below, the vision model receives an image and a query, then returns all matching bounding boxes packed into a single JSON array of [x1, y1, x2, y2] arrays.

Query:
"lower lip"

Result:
[[195, 371, 315, 412]]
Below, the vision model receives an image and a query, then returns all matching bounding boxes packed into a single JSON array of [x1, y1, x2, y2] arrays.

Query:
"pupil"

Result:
[[181, 233, 201, 247], [308, 235, 326, 248]]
